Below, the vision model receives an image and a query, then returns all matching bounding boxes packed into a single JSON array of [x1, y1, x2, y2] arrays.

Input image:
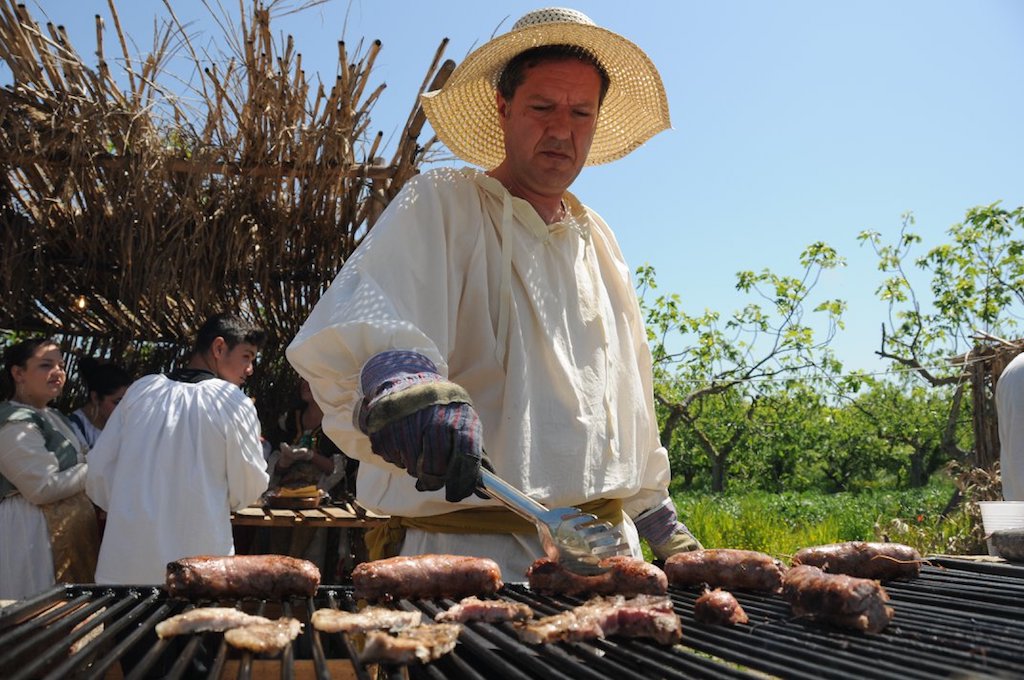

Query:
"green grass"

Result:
[[666, 476, 984, 559]]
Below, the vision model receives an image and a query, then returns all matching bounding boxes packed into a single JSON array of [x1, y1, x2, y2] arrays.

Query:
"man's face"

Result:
[[496, 58, 602, 199], [212, 339, 259, 387]]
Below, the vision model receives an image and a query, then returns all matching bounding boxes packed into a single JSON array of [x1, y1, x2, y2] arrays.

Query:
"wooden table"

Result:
[[231, 502, 386, 581], [231, 503, 387, 529]]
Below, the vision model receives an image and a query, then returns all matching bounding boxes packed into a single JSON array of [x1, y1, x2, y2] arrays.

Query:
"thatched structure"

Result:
[[0, 0, 454, 419]]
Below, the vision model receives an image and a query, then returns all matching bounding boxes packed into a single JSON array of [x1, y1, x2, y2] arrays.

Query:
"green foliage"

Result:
[[638, 243, 847, 491], [858, 203, 1024, 365], [671, 476, 959, 559]]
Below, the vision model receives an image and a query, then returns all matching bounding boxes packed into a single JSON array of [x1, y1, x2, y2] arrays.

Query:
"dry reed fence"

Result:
[[0, 0, 454, 417]]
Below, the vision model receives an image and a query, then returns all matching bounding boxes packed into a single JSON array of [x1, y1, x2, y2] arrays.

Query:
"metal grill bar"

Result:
[[1, 558, 1023, 679]]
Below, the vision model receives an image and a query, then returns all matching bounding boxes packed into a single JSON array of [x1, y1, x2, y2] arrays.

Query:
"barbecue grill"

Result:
[[2, 557, 1022, 680]]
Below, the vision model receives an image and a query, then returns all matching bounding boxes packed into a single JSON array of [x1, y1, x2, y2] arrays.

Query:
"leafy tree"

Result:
[[638, 242, 846, 491], [859, 203, 1024, 469]]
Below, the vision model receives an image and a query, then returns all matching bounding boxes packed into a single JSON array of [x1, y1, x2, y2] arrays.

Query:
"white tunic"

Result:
[[287, 168, 672, 573], [86, 374, 269, 584], [997, 352, 1024, 501], [0, 404, 86, 598]]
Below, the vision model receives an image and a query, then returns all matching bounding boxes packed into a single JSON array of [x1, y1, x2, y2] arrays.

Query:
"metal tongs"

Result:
[[478, 468, 631, 575]]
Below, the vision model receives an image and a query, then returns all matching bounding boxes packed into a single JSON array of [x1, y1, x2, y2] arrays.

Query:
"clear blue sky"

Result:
[[18, 0, 1024, 374]]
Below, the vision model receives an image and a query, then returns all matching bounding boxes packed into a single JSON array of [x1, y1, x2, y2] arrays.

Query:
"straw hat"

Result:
[[421, 7, 670, 170]]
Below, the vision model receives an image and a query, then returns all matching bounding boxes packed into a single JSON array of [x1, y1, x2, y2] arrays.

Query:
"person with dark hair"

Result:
[[68, 357, 133, 449], [288, 8, 699, 576], [86, 313, 270, 584], [1, 338, 100, 598], [261, 376, 361, 577]]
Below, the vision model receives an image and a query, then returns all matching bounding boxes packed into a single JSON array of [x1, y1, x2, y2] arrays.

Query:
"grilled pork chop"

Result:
[[518, 594, 681, 645], [224, 618, 302, 655], [155, 607, 272, 638], [360, 623, 462, 664], [435, 596, 533, 623], [311, 606, 422, 633]]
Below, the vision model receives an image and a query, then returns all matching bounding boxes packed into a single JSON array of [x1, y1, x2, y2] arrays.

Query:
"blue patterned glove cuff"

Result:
[[357, 350, 442, 433], [634, 497, 685, 546]]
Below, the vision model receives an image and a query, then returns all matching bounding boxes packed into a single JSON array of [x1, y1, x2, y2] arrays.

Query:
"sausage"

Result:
[[526, 555, 668, 597], [782, 564, 894, 634], [352, 554, 503, 602], [165, 555, 320, 600], [791, 542, 921, 580], [664, 549, 785, 592], [693, 588, 748, 625]]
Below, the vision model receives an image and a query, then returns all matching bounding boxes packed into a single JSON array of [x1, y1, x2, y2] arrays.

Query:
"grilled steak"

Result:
[[352, 554, 502, 602], [311, 606, 422, 633], [526, 555, 667, 597], [224, 618, 302, 655], [518, 594, 681, 645], [664, 549, 785, 592], [360, 623, 462, 664], [165, 555, 320, 600], [782, 564, 894, 634], [792, 542, 922, 580], [155, 607, 272, 638], [693, 589, 749, 625], [435, 596, 534, 623]]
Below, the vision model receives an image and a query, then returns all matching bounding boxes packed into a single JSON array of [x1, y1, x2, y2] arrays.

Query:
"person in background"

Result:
[[67, 357, 133, 450], [1, 338, 99, 598], [268, 377, 358, 500], [261, 377, 361, 578], [86, 313, 270, 584], [996, 350, 1024, 500], [287, 7, 700, 577]]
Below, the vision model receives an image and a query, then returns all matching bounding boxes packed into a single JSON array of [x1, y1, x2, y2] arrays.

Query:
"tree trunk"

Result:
[[711, 453, 727, 492], [909, 450, 925, 488]]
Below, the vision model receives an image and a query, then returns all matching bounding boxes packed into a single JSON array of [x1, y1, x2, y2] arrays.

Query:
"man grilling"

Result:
[[288, 7, 700, 577]]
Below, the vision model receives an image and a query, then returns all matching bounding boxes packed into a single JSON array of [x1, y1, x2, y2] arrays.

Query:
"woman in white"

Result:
[[0, 338, 99, 598]]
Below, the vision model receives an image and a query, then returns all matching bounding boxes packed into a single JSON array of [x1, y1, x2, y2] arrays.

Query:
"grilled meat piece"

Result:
[[792, 542, 922, 580], [166, 555, 320, 600], [526, 555, 667, 597], [518, 594, 681, 645], [352, 554, 502, 602], [311, 606, 422, 633], [991, 529, 1024, 561], [435, 596, 534, 623], [224, 618, 302, 655], [664, 549, 785, 592], [694, 589, 749, 625], [360, 623, 462, 665], [155, 607, 272, 638], [782, 564, 894, 634]]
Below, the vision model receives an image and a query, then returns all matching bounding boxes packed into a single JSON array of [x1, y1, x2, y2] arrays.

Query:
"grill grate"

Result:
[[1, 558, 1023, 679]]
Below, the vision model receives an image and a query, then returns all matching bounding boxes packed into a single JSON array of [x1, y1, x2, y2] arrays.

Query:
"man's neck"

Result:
[[486, 169, 565, 224]]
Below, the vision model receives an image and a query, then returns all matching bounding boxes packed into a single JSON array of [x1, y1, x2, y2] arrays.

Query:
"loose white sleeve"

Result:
[[224, 396, 270, 511], [0, 422, 87, 505]]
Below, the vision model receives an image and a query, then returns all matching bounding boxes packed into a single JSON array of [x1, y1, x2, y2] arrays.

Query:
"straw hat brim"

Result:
[[421, 21, 671, 170]]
